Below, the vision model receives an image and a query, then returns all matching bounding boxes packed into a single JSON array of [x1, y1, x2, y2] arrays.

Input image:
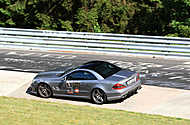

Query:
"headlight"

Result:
[[32, 75, 39, 84], [32, 79, 35, 84], [31, 79, 37, 85]]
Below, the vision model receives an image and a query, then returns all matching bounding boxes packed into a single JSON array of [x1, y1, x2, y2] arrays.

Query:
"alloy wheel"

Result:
[[37, 84, 52, 98], [92, 89, 106, 104]]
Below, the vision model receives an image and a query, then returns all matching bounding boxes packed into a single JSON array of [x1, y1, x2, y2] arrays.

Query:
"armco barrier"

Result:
[[0, 27, 190, 58]]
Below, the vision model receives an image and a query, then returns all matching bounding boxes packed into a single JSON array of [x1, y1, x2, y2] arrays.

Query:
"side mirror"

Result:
[[62, 76, 67, 81], [64, 76, 67, 81]]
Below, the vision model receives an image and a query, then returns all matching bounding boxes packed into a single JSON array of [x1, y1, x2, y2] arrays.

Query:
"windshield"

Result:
[[49, 66, 76, 77]]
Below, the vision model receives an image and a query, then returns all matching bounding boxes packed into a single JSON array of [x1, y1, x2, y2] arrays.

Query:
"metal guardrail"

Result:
[[0, 27, 190, 58]]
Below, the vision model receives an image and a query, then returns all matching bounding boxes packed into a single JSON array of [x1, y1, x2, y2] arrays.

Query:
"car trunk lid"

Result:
[[106, 69, 139, 87], [106, 69, 135, 81]]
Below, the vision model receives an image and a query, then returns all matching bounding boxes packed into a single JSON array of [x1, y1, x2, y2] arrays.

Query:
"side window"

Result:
[[67, 71, 97, 80]]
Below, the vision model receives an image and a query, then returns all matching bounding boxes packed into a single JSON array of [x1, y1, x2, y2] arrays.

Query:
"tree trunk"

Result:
[[122, 0, 126, 5], [47, 0, 65, 15]]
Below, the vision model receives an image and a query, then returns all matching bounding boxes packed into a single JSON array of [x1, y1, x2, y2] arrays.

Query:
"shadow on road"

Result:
[[26, 87, 138, 105]]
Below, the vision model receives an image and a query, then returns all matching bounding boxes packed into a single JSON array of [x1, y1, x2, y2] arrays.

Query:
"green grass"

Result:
[[0, 96, 190, 125]]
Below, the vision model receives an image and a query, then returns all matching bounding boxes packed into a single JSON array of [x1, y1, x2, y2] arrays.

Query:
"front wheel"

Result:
[[91, 89, 107, 104], [37, 83, 52, 98]]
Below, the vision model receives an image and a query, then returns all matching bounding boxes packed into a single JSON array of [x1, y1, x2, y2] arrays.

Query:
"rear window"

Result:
[[80, 61, 121, 78]]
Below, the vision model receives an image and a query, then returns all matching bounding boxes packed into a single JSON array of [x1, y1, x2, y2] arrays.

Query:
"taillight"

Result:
[[136, 73, 140, 81], [112, 83, 126, 90]]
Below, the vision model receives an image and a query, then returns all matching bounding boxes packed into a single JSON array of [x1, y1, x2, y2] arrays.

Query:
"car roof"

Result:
[[83, 60, 107, 65], [79, 60, 109, 70], [78, 60, 121, 78]]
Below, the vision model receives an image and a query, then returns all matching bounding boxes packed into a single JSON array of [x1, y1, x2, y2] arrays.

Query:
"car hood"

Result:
[[35, 71, 65, 79], [35, 66, 75, 79], [106, 69, 135, 81]]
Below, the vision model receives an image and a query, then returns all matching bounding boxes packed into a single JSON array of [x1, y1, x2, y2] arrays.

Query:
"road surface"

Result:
[[1, 48, 190, 119], [0, 48, 190, 90]]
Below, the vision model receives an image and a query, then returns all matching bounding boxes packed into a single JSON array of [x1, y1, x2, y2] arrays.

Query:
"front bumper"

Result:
[[27, 84, 38, 95]]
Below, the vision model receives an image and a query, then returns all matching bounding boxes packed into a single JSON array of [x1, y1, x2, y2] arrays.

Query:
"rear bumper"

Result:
[[107, 80, 142, 101]]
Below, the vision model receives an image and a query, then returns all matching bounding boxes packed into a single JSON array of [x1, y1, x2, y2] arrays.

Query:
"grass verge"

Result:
[[0, 96, 190, 125]]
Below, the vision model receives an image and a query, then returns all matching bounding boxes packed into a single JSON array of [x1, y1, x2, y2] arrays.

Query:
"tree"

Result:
[[0, 0, 189, 37], [163, 0, 190, 37], [0, 0, 15, 27]]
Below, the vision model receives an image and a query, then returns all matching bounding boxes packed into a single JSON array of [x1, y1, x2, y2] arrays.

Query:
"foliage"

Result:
[[75, 8, 99, 32], [0, 0, 14, 27], [168, 19, 190, 37], [165, 0, 190, 37], [0, 0, 189, 37]]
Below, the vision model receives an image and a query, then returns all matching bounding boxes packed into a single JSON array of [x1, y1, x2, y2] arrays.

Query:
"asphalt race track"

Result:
[[0, 48, 190, 90]]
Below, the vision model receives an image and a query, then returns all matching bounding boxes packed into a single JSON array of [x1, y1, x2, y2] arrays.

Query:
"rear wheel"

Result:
[[37, 83, 52, 98], [91, 89, 107, 104]]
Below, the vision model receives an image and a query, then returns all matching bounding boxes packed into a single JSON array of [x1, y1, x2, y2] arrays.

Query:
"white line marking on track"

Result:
[[55, 55, 66, 59], [6, 52, 17, 55], [163, 65, 185, 70], [64, 55, 76, 59], [183, 62, 190, 65], [4, 58, 35, 63], [0, 66, 15, 69], [164, 72, 176, 76], [19, 53, 35, 56], [41, 54, 51, 57], [181, 77, 190, 81], [169, 76, 183, 80]]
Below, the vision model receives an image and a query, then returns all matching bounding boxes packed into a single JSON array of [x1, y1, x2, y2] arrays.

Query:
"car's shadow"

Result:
[[26, 87, 138, 105]]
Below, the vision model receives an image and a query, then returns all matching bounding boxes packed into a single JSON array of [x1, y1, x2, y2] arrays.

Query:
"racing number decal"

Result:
[[66, 82, 80, 94]]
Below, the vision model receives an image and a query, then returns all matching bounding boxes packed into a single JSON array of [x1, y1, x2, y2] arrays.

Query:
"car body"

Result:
[[29, 61, 142, 104]]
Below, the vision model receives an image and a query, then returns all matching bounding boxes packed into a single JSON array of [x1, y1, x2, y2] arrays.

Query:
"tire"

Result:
[[37, 83, 52, 98], [91, 89, 107, 104], [133, 88, 138, 94]]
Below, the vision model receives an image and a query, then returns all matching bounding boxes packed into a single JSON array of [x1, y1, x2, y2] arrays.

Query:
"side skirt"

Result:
[[53, 94, 90, 100]]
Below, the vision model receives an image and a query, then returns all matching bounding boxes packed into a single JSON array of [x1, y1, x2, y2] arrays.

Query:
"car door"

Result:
[[65, 70, 98, 96]]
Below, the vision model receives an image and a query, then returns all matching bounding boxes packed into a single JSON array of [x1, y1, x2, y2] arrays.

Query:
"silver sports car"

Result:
[[29, 61, 142, 104]]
